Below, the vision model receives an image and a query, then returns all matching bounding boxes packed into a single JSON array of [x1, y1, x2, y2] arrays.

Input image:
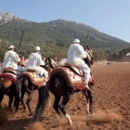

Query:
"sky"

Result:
[[1, 0, 130, 42]]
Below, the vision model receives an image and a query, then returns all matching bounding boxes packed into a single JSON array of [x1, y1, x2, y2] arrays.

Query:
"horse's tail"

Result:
[[13, 83, 20, 112], [14, 78, 23, 112], [33, 82, 50, 121]]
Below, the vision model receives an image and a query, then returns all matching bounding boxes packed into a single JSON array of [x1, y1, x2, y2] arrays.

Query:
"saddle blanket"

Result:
[[17, 71, 46, 87], [50, 66, 85, 91]]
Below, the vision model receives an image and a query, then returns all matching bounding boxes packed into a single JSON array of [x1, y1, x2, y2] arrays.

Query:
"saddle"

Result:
[[17, 70, 46, 88], [50, 63, 85, 91], [64, 63, 83, 76], [3, 67, 17, 75]]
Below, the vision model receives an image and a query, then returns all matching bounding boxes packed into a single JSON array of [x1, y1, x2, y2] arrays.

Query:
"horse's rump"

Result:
[[2, 77, 12, 89], [17, 72, 45, 87], [0, 72, 16, 89], [50, 66, 85, 91]]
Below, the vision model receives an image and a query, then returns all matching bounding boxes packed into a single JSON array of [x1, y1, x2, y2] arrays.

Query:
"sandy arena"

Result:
[[0, 62, 130, 130]]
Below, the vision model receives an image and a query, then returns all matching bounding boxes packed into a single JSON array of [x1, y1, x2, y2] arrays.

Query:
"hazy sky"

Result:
[[1, 0, 130, 42]]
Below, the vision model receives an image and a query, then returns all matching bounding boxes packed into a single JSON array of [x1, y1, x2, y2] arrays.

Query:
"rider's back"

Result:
[[2, 50, 20, 71], [26, 52, 44, 69], [66, 43, 87, 66]]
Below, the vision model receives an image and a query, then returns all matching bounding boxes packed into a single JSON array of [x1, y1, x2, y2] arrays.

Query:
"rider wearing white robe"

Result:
[[2, 45, 25, 73], [26, 46, 48, 82], [66, 39, 91, 88]]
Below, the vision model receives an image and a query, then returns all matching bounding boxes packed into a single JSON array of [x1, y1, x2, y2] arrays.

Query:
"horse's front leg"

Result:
[[26, 90, 34, 116], [20, 88, 26, 111], [0, 85, 4, 109], [59, 93, 72, 125], [8, 95, 13, 111]]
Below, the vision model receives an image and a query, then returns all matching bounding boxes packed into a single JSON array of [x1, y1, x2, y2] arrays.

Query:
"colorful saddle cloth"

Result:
[[50, 63, 85, 91], [17, 70, 46, 88], [50, 63, 95, 91]]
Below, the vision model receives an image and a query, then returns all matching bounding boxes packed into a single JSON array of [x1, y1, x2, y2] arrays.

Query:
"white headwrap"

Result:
[[8, 45, 14, 49], [34, 46, 41, 51]]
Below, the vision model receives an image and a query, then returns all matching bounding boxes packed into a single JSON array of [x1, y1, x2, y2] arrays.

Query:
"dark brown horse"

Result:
[[0, 69, 20, 112], [15, 68, 47, 116], [33, 56, 94, 125]]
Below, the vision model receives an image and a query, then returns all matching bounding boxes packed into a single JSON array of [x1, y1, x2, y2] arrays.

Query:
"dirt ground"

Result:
[[0, 62, 130, 130]]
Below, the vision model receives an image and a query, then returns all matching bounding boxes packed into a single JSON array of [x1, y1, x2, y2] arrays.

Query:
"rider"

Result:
[[2, 45, 25, 73], [66, 39, 91, 90], [26, 46, 48, 82]]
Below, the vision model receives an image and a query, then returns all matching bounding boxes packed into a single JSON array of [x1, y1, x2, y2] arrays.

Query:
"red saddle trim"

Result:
[[0, 73, 16, 82]]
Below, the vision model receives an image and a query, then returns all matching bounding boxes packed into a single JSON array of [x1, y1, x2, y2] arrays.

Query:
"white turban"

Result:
[[73, 39, 80, 44], [8, 45, 14, 49], [34, 46, 41, 51]]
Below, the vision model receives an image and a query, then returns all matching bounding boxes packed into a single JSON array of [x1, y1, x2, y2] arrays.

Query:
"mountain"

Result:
[[0, 12, 31, 25], [0, 12, 130, 60]]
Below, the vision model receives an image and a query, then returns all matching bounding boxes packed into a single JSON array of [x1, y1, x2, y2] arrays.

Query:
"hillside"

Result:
[[0, 12, 130, 61]]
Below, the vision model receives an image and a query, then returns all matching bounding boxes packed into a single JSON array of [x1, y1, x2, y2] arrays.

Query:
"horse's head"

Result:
[[44, 57, 57, 71], [84, 49, 94, 68]]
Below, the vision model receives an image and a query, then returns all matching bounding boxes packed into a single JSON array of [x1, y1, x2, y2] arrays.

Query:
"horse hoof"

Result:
[[24, 109, 27, 112], [68, 120, 72, 126]]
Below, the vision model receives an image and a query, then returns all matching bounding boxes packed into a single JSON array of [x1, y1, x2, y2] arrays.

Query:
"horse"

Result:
[[15, 66, 48, 116], [0, 68, 20, 113], [33, 53, 94, 125]]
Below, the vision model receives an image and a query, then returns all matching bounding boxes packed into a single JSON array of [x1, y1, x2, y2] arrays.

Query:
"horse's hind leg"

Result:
[[59, 94, 72, 125], [84, 89, 93, 114], [53, 95, 61, 115], [26, 91, 34, 116]]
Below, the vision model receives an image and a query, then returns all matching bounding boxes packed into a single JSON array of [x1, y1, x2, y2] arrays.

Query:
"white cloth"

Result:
[[17, 65, 25, 73], [2, 50, 20, 71], [26, 52, 48, 80], [66, 43, 91, 85], [78, 64, 91, 85]]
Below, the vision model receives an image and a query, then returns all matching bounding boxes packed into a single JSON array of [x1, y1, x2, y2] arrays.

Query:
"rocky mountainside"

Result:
[[0, 12, 31, 25]]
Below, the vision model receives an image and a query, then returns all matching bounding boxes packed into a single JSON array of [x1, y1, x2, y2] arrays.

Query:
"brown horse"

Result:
[[0, 69, 20, 112], [33, 56, 94, 125]]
